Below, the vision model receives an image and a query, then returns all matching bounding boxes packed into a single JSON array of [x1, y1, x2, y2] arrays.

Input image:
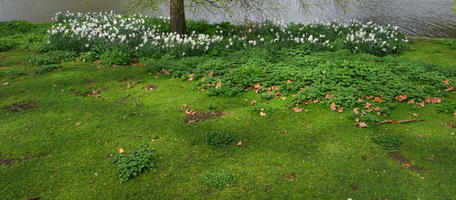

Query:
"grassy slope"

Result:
[[0, 39, 456, 199]]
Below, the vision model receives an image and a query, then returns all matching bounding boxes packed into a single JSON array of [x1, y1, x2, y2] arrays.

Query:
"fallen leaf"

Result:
[[152, 139, 157, 142], [428, 156, 436, 163], [418, 102, 425, 108], [425, 97, 442, 104], [373, 96, 383, 103], [285, 174, 294, 178], [364, 102, 372, 109], [417, 134, 424, 138], [443, 79, 450, 85], [337, 107, 344, 113], [408, 99, 416, 104], [446, 86, 455, 92], [281, 97, 287, 100], [251, 100, 257, 106], [237, 141, 243, 146], [2, 82, 8, 86], [260, 112, 267, 117], [75, 122, 82, 126], [395, 95, 407, 102], [208, 71, 214, 76], [185, 109, 196, 116], [154, 76, 159, 79], [119, 148, 125, 154], [404, 163, 411, 167], [353, 108, 360, 114], [127, 82, 131, 89], [330, 102, 337, 111], [412, 113, 419, 117], [313, 99, 319, 104], [287, 80, 292, 84], [293, 107, 304, 113], [358, 122, 368, 128], [305, 109, 309, 113], [254, 83, 261, 89], [216, 82, 222, 89]]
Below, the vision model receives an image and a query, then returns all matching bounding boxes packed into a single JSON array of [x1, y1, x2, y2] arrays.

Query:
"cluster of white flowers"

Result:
[[47, 12, 407, 57]]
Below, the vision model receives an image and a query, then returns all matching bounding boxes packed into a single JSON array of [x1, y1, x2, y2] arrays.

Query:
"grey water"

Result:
[[0, 0, 455, 37]]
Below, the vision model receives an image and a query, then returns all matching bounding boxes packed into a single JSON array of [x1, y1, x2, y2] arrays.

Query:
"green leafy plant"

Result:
[[112, 144, 157, 182], [204, 131, 234, 147], [35, 64, 61, 74], [100, 49, 131, 66], [79, 51, 99, 62], [436, 101, 456, 114], [201, 171, 233, 188], [371, 135, 402, 152]]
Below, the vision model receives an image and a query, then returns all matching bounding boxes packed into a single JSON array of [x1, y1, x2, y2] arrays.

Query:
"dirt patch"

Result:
[[0, 153, 46, 166], [3, 102, 37, 112], [389, 152, 424, 172], [141, 84, 158, 91], [185, 112, 226, 124], [74, 88, 102, 97], [444, 122, 456, 129]]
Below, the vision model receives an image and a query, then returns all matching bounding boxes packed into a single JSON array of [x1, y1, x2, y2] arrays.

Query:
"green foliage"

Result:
[[0, 40, 15, 52], [27, 50, 77, 65], [112, 144, 157, 182], [201, 171, 233, 188], [204, 131, 234, 147], [79, 51, 99, 62], [436, 101, 456, 114], [371, 135, 402, 152], [35, 64, 61, 74], [0, 20, 35, 37], [100, 49, 131, 66]]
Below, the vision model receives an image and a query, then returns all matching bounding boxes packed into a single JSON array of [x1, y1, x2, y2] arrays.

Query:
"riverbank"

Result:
[[1, 18, 456, 199]]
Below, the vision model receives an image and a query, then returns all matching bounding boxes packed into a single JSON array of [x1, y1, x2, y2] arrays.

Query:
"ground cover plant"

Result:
[[1, 12, 456, 199]]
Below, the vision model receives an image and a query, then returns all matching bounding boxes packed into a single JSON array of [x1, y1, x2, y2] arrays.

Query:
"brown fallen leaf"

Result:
[[373, 96, 383, 103], [119, 148, 125, 154], [313, 99, 319, 104], [152, 139, 157, 142], [446, 86, 455, 92], [353, 108, 360, 115], [337, 107, 344, 113], [281, 97, 287, 100], [395, 95, 407, 102], [254, 83, 261, 89], [75, 122, 82, 126], [185, 109, 196, 116], [208, 71, 214, 76], [251, 100, 257, 106], [358, 122, 369, 128], [2, 82, 8, 86], [412, 113, 419, 117], [287, 80, 292, 84], [418, 102, 425, 108], [443, 79, 450, 85], [260, 112, 267, 117], [428, 156, 436, 163], [237, 141, 243, 146], [408, 99, 416, 104], [425, 97, 442, 104], [330, 102, 337, 111], [305, 109, 309, 113], [293, 107, 304, 113], [417, 134, 424, 138]]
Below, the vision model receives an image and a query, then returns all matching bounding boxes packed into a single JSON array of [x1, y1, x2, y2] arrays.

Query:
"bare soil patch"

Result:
[[185, 112, 226, 124], [3, 102, 37, 112], [389, 152, 424, 172]]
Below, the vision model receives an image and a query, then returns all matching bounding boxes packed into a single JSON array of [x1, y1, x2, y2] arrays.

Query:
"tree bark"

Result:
[[170, 0, 186, 34]]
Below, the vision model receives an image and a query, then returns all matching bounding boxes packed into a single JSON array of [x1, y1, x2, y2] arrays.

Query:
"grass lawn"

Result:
[[1, 38, 456, 199]]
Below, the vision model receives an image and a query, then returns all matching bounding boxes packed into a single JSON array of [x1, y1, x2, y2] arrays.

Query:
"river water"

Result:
[[0, 0, 455, 37]]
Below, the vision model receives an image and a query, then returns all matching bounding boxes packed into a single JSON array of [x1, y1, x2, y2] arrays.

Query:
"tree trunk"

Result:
[[170, 0, 186, 34]]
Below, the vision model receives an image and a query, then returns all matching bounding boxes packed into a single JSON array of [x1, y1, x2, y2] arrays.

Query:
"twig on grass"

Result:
[[376, 119, 426, 125]]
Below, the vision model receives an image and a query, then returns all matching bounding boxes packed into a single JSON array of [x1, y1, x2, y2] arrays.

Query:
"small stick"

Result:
[[376, 119, 426, 125]]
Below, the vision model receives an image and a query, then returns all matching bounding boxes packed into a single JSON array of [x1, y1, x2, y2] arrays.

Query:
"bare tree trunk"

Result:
[[170, 0, 186, 34]]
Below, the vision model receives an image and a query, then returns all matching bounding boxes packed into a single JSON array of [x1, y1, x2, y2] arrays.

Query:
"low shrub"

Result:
[[112, 144, 157, 182], [436, 101, 456, 114], [27, 55, 59, 65], [35, 64, 61, 74], [201, 171, 233, 188], [100, 49, 130, 66], [79, 51, 99, 62], [0, 39, 15, 52], [204, 131, 234, 147], [371, 135, 402, 152]]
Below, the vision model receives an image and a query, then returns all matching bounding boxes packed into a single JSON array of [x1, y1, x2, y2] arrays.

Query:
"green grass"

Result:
[[1, 39, 456, 199]]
